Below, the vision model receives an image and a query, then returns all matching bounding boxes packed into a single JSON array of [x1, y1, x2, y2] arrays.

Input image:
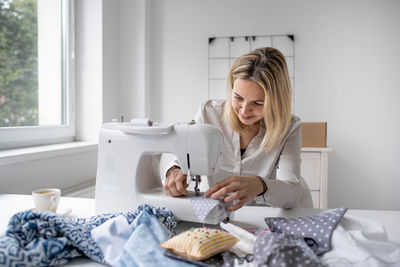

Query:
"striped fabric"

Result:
[[160, 227, 238, 261]]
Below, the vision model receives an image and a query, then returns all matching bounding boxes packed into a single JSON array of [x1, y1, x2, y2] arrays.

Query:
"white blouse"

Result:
[[168, 99, 313, 209]]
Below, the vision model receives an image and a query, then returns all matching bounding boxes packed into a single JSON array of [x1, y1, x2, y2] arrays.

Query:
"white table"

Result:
[[1, 194, 400, 266]]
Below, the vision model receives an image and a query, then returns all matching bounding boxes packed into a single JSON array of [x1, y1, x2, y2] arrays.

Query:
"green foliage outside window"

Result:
[[0, 0, 38, 127]]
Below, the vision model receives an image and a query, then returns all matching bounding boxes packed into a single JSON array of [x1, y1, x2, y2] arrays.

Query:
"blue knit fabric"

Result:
[[0, 204, 177, 266]]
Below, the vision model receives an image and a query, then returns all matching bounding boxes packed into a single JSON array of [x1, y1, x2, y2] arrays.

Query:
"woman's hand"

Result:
[[163, 168, 189, 197], [203, 176, 266, 211]]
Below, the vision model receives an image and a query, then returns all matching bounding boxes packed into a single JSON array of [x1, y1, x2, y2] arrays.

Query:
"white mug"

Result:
[[32, 188, 61, 212]]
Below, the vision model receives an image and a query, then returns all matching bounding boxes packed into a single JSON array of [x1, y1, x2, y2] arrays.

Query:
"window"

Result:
[[0, 0, 74, 150]]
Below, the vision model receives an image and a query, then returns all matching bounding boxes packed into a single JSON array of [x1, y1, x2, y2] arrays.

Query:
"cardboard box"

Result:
[[301, 122, 327, 147]]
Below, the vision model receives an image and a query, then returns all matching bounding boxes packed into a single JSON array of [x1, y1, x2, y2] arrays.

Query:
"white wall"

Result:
[[117, 0, 152, 120], [101, 0, 151, 121], [126, 0, 400, 210], [102, 0, 120, 123]]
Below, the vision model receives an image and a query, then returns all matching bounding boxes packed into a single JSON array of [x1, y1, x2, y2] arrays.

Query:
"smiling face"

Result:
[[231, 79, 265, 127]]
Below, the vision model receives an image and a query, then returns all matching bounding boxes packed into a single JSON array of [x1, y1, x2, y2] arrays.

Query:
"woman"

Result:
[[163, 47, 313, 211]]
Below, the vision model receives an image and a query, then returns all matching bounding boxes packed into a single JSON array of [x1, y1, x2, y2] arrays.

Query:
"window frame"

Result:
[[0, 0, 75, 150]]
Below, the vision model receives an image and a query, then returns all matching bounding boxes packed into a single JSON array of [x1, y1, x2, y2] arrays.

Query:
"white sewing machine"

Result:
[[95, 120, 229, 224]]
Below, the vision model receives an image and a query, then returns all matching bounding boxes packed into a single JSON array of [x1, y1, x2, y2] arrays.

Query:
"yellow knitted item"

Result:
[[160, 227, 239, 261]]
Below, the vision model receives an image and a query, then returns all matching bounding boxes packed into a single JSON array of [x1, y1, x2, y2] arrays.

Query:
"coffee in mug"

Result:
[[32, 188, 61, 212]]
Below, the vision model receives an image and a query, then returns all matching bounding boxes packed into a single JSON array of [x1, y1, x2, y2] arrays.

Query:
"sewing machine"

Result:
[[95, 120, 228, 224]]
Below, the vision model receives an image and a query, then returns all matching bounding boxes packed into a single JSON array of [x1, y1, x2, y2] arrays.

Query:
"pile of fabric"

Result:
[[0, 204, 177, 266], [1, 205, 400, 266]]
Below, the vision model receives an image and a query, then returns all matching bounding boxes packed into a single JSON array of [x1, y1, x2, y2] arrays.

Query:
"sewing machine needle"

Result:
[[186, 169, 192, 187]]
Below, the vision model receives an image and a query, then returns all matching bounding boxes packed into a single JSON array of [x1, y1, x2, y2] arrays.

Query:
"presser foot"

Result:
[[222, 217, 230, 223], [193, 175, 201, 196]]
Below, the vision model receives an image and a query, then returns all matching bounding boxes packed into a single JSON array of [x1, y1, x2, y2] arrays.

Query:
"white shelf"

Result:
[[301, 147, 332, 208]]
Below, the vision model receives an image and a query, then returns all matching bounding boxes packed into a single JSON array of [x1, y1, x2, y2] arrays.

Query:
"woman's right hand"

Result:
[[163, 168, 189, 197]]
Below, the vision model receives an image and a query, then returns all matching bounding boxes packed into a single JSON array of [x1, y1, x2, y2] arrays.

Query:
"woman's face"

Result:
[[231, 79, 265, 127]]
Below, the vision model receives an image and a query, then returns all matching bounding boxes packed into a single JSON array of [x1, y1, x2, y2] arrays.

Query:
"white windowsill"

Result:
[[0, 141, 98, 167]]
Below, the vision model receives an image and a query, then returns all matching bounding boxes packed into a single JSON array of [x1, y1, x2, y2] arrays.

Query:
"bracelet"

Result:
[[166, 165, 181, 178], [257, 177, 268, 196]]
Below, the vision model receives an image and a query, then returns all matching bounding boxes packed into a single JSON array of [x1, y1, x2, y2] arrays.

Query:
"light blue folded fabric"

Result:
[[91, 215, 133, 265], [114, 211, 195, 267]]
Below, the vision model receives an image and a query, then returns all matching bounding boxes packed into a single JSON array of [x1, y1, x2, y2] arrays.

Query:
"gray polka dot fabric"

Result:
[[253, 231, 322, 267], [264, 207, 348, 255]]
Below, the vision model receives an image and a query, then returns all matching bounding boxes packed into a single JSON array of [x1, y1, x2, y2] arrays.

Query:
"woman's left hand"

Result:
[[203, 176, 265, 211]]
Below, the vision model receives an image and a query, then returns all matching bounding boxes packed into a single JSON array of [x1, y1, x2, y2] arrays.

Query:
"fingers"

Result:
[[209, 183, 238, 200], [224, 191, 250, 211], [206, 176, 244, 200], [223, 191, 242, 203], [227, 198, 247, 211], [163, 170, 188, 197], [176, 175, 188, 195], [204, 177, 234, 198], [204, 176, 263, 211], [163, 174, 177, 196]]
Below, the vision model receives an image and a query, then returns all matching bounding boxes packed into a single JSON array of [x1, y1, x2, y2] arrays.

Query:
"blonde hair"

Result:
[[224, 47, 292, 150]]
